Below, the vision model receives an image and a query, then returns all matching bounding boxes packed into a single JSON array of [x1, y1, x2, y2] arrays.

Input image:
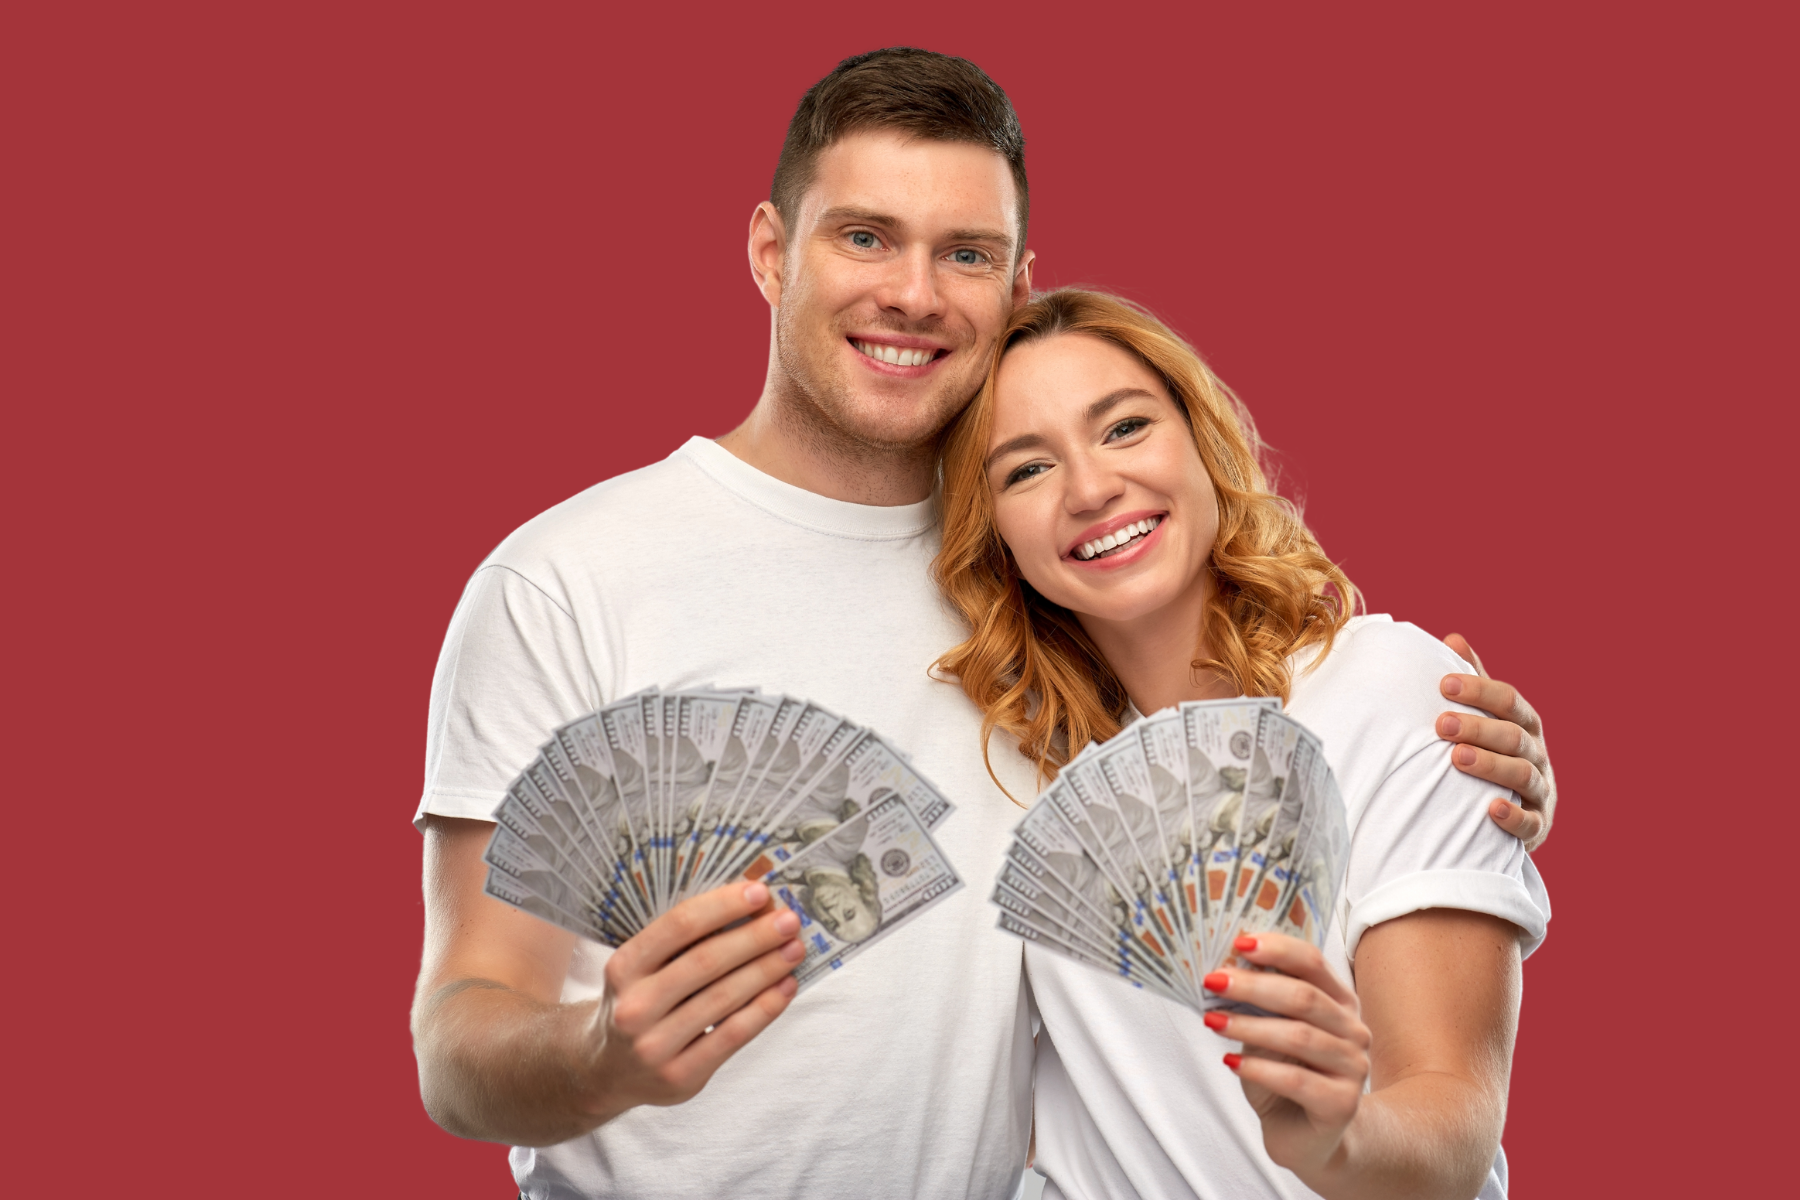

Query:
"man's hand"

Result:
[[411, 816, 803, 1146], [583, 880, 804, 1121], [1437, 633, 1556, 851]]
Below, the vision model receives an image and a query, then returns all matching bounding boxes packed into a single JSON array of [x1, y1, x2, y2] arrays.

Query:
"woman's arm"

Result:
[[1206, 909, 1521, 1200]]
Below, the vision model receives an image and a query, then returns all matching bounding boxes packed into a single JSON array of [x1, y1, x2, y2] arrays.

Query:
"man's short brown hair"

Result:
[[771, 47, 1029, 256]]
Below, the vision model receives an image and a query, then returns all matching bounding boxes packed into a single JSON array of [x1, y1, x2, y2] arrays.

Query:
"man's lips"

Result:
[[1064, 511, 1167, 563], [848, 335, 949, 375]]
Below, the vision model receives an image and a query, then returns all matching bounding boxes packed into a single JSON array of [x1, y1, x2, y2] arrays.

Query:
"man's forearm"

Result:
[[1303, 1072, 1504, 1200], [413, 978, 613, 1148]]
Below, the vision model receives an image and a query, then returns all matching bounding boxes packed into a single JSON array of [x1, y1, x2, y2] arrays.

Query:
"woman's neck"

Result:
[[1077, 571, 1239, 715]]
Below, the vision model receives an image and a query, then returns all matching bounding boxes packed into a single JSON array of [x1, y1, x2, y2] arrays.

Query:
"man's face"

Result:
[[763, 129, 1029, 452]]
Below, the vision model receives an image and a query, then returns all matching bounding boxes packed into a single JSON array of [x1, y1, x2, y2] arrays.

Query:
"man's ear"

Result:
[[1011, 247, 1037, 310], [748, 201, 787, 307]]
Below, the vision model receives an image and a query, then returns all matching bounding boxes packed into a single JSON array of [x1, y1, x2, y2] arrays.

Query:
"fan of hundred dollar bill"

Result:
[[483, 687, 962, 990], [994, 699, 1349, 1011]]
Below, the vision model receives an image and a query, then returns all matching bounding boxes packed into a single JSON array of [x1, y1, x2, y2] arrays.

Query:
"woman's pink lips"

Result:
[[1064, 517, 1166, 570]]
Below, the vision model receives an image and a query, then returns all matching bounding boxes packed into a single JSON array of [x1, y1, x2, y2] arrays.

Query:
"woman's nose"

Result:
[[1061, 451, 1124, 515]]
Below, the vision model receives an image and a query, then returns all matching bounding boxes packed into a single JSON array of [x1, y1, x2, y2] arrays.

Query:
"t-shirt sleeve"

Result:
[[415, 564, 601, 830], [1330, 621, 1551, 962], [1342, 736, 1550, 961]]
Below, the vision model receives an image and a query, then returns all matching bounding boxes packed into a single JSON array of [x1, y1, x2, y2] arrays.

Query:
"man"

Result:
[[410, 47, 1556, 1198]]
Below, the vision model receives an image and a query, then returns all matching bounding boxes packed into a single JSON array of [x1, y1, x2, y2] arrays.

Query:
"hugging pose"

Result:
[[411, 47, 1556, 1200]]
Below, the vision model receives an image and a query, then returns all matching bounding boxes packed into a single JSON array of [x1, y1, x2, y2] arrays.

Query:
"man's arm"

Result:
[[1437, 633, 1558, 850], [410, 815, 804, 1147]]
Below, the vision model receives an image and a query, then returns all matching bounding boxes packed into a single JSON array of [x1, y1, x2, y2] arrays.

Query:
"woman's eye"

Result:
[[1105, 417, 1150, 442], [950, 249, 984, 265], [850, 231, 878, 249], [1004, 461, 1049, 487]]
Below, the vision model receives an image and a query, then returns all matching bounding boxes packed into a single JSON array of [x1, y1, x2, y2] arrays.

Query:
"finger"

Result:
[[1449, 742, 1544, 803], [1439, 674, 1541, 738], [642, 938, 806, 1060], [1206, 1010, 1368, 1079], [1441, 632, 1487, 677], [1435, 710, 1537, 765], [608, 882, 777, 987], [1201, 969, 1362, 1043], [1226, 933, 1357, 1010], [1489, 797, 1545, 844], [659, 975, 799, 1092], [632, 907, 802, 1020], [1228, 1053, 1362, 1126]]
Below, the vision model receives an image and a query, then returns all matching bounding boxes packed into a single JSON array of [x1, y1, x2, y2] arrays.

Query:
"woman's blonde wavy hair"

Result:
[[931, 288, 1360, 797]]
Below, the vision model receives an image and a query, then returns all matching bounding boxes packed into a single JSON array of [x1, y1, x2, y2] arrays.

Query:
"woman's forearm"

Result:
[[1302, 1069, 1505, 1200]]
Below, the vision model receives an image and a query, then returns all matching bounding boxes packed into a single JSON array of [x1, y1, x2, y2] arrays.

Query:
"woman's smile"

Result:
[[1065, 511, 1167, 566]]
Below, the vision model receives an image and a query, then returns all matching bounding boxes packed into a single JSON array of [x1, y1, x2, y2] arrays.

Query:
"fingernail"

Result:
[[1223, 1053, 1242, 1071], [743, 882, 769, 906], [779, 975, 799, 997], [1439, 714, 1462, 737], [1454, 746, 1477, 766], [781, 939, 805, 962], [774, 910, 800, 935], [1203, 1011, 1230, 1031], [1442, 676, 1463, 697], [1233, 935, 1257, 953], [1203, 972, 1230, 994]]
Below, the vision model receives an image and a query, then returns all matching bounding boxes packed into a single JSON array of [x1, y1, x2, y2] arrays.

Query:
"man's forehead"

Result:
[[800, 128, 1019, 243]]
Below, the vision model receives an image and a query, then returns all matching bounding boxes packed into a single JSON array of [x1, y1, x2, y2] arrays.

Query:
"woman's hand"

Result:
[[1202, 932, 1370, 1179]]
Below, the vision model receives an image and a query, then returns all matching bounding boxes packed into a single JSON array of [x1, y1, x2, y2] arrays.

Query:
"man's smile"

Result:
[[848, 335, 950, 375]]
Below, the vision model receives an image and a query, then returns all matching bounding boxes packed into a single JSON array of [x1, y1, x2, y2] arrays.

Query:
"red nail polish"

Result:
[[1203, 1011, 1229, 1031], [1223, 1053, 1242, 1071], [1203, 972, 1230, 994], [1233, 935, 1257, 953]]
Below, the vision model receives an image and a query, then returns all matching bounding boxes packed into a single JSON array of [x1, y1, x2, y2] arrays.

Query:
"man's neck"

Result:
[[716, 383, 938, 508]]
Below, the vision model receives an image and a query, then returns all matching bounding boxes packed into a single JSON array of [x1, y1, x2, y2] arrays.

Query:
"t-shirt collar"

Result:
[[678, 436, 938, 540]]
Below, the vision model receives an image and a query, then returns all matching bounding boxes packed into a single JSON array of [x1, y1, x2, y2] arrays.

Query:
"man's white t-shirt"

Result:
[[417, 437, 1041, 1200], [1028, 616, 1551, 1200]]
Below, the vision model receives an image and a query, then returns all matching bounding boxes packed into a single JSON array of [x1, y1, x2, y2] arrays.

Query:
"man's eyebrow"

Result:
[[984, 388, 1159, 470], [817, 205, 902, 229], [947, 227, 1014, 248]]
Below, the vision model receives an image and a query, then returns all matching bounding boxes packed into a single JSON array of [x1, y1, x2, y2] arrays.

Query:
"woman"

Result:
[[933, 290, 1549, 1199]]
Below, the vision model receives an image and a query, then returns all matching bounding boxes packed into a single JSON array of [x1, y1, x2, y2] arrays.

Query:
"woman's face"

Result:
[[985, 332, 1219, 625]]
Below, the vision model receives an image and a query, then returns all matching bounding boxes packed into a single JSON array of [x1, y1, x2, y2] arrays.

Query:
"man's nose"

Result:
[[873, 244, 943, 321]]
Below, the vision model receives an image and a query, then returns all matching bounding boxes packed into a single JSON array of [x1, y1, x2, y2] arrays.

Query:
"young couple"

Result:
[[411, 48, 1555, 1200]]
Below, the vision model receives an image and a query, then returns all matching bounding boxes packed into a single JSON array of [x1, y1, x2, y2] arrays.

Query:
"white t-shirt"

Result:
[[417, 437, 1041, 1200], [1028, 615, 1551, 1200]]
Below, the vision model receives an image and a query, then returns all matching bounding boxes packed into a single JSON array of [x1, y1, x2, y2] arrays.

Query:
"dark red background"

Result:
[[5, 3, 1792, 1195]]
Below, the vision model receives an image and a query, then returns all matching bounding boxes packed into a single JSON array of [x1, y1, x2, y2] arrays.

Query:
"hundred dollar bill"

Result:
[[761, 793, 963, 990], [677, 692, 782, 897], [994, 907, 1190, 1005], [1093, 716, 1200, 990], [1182, 700, 1263, 964]]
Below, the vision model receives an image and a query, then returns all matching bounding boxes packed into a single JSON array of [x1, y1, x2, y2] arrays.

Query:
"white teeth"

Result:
[[855, 340, 934, 367], [1075, 516, 1164, 561]]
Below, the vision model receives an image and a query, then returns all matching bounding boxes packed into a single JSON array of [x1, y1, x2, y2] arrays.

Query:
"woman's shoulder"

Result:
[[1287, 614, 1474, 743]]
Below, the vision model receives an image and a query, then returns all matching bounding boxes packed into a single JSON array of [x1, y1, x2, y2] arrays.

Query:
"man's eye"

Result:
[[1004, 461, 1049, 487], [850, 231, 878, 249], [1105, 418, 1150, 442], [950, 249, 984, 265]]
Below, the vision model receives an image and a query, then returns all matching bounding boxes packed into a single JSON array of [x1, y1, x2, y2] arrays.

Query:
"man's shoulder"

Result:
[[485, 442, 714, 572]]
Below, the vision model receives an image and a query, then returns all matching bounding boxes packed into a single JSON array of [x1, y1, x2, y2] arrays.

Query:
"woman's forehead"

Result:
[[990, 332, 1174, 436]]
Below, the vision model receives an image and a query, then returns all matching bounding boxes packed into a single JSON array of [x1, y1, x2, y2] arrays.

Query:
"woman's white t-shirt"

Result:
[[1028, 615, 1551, 1200]]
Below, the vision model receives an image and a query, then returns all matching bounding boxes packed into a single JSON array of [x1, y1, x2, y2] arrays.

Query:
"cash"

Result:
[[993, 700, 1348, 1012], [482, 687, 961, 991]]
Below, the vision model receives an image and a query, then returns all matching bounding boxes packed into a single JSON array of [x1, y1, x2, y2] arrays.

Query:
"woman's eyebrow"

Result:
[[1086, 387, 1157, 423], [985, 432, 1046, 468]]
